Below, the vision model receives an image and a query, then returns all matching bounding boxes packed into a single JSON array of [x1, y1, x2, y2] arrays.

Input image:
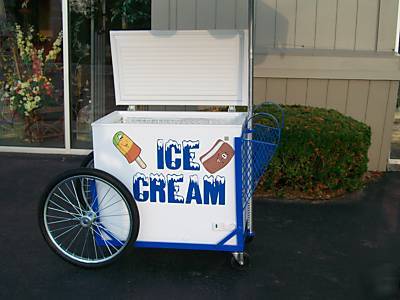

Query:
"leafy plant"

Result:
[[256, 104, 371, 199]]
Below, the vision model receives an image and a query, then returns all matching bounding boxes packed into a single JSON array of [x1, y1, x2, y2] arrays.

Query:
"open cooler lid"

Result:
[[110, 30, 249, 107]]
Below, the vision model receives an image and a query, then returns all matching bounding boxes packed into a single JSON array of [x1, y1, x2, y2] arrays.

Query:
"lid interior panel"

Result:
[[110, 30, 249, 106]]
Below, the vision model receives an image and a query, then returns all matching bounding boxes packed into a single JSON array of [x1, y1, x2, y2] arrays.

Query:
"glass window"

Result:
[[69, 0, 151, 149], [0, 0, 64, 147]]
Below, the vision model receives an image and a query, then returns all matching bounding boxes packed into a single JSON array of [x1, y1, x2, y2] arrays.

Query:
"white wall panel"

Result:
[[255, 0, 277, 49], [236, 0, 249, 29], [378, 0, 400, 52], [196, 0, 217, 29], [151, 0, 170, 29], [275, 0, 297, 48], [176, 0, 196, 29], [152, 0, 400, 53], [315, 0, 337, 49], [170, 0, 177, 29], [295, 0, 317, 49], [335, 0, 358, 50], [216, 0, 236, 29], [355, 0, 380, 51]]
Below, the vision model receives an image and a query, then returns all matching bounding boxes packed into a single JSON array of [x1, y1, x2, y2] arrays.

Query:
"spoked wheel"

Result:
[[81, 151, 94, 168], [39, 168, 139, 268]]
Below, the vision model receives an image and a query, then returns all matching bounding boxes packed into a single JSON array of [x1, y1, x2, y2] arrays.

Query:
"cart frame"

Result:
[[39, 0, 284, 269]]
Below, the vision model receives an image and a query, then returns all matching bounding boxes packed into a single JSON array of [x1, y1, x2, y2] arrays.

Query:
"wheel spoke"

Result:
[[93, 186, 112, 212], [47, 214, 77, 221], [94, 222, 125, 246], [90, 226, 98, 260], [47, 218, 78, 225], [48, 203, 80, 219], [52, 224, 80, 240], [80, 228, 90, 258], [92, 223, 122, 252], [64, 181, 83, 215], [92, 225, 115, 256], [66, 226, 83, 251], [77, 178, 92, 209], [97, 213, 129, 218], [96, 197, 123, 214], [52, 192, 82, 216], [55, 187, 82, 215], [92, 220, 127, 230]]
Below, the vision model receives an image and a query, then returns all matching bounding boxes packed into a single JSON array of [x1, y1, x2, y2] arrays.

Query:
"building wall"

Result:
[[151, 0, 400, 171]]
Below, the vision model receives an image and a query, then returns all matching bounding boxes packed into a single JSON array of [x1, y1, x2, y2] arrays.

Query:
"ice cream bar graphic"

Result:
[[200, 139, 234, 174], [113, 131, 147, 169]]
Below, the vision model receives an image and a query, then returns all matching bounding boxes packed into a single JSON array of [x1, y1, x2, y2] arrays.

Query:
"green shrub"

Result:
[[255, 104, 371, 199]]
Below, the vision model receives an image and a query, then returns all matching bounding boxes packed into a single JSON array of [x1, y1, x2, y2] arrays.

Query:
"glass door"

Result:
[[0, 0, 64, 147], [68, 0, 151, 149]]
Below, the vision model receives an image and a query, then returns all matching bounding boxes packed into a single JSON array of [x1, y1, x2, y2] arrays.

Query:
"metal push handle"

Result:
[[253, 101, 285, 130]]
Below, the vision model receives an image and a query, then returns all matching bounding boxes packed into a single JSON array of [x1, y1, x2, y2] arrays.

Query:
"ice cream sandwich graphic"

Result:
[[113, 131, 147, 169], [200, 140, 234, 174]]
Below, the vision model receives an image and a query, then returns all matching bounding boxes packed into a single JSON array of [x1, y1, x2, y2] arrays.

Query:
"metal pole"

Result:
[[247, 0, 255, 235], [248, 0, 255, 112]]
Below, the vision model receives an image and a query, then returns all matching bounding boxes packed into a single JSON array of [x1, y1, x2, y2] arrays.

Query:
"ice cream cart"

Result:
[[38, 1, 283, 269]]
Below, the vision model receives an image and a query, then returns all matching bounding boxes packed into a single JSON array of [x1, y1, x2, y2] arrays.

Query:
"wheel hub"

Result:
[[80, 211, 96, 227]]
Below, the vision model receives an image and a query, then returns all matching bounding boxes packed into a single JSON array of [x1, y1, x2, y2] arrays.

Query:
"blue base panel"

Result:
[[134, 241, 244, 252]]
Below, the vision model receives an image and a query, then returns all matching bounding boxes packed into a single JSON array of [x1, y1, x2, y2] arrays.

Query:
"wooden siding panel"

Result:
[[306, 79, 328, 108], [151, 0, 170, 29], [315, 0, 337, 49], [236, 0, 249, 29], [286, 79, 308, 105], [346, 80, 369, 122], [365, 81, 391, 170], [276, 0, 297, 48], [380, 81, 399, 170], [216, 0, 236, 29], [335, 0, 358, 50], [256, 0, 277, 49], [253, 78, 267, 105], [295, 0, 317, 49], [326, 80, 348, 114], [378, 0, 399, 52], [176, 0, 196, 29], [355, 0, 380, 51], [196, 0, 217, 29], [266, 78, 287, 104]]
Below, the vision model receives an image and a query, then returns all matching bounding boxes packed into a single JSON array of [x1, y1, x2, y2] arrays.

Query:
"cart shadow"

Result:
[[119, 248, 235, 273]]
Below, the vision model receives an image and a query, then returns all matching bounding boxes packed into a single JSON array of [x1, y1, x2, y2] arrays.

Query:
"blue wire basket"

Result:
[[239, 102, 284, 208]]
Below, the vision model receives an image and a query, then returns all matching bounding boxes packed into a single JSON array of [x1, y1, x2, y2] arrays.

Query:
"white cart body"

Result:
[[92, 30, 251, 252]]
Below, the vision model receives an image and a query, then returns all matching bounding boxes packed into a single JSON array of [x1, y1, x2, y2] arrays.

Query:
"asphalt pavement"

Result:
[[1, 153, 400, 299]]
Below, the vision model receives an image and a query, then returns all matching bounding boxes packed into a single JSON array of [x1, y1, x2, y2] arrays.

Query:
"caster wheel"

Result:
[[39, 168, 139, 268], [230, 252, 250, 271], [81, 151, 94, 168]]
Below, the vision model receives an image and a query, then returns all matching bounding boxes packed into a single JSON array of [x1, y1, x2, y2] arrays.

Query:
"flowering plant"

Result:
[[8, 74, 53, 116], [1, 23, 62, 117]]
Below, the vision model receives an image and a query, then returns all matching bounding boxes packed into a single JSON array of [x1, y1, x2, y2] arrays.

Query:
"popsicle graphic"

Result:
[[113, 131, 147, 169]]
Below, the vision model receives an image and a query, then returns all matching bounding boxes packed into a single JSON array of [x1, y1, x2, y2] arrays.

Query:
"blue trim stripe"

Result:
[[134, 241, 242, 252], [217, 229, 238, 246]]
